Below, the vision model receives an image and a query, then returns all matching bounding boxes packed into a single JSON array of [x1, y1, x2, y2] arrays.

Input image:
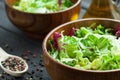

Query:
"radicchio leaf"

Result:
[[58, 0, 62, 7], [69, 27, 76, 36], [53, 32, 61, 51], [116, 30, 120, 38], [115, 26, 120, 38]]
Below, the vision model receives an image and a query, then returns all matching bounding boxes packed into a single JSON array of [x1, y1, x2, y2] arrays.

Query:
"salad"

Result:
[[13, 0, 73, 13], [49, 23, 120, 70]]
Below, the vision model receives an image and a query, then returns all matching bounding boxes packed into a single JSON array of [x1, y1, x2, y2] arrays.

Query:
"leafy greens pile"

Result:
[[49, 24, 120, 70], [13, 0, 73, 13]]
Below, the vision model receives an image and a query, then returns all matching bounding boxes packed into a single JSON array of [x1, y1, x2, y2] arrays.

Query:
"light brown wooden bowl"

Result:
[[5, 0, 81, 40], [42, 18, 120, 80]]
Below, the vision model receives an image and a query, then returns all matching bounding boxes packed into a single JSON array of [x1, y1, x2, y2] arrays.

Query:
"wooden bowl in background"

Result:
[[42, 18, 120, 80], [5, 0, 81, 40]]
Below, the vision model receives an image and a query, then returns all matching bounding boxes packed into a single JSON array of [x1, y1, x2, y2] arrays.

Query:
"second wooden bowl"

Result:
[[5, 0, 81, 40]]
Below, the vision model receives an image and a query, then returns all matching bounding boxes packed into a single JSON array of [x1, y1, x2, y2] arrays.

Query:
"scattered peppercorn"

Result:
[[32, 53, 37, 58], [39, 77, 43, 80], [31, 70, 35, 74]]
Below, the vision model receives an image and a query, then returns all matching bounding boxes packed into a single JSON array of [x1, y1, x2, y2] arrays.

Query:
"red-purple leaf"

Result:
[[116, 30, 120, 37], [53, 32, 61, 51], [58, 0, 62, 7], [69, 27, 76, 36], [115, 25, 120, 38]]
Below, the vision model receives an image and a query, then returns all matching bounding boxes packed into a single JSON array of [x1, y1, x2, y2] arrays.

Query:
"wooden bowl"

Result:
[[42, 18, 120, 80], [5, 0, 81, 40]]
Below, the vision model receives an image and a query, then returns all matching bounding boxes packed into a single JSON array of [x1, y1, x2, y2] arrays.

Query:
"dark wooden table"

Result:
[[0, 0, 91, 80]]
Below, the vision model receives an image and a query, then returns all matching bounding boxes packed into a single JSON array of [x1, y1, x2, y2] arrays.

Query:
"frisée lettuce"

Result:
[[13, 0, 73, 13], [49, 24, 120, 70]]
